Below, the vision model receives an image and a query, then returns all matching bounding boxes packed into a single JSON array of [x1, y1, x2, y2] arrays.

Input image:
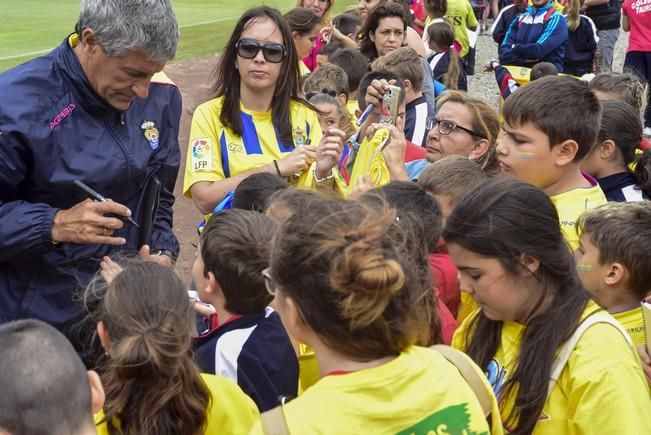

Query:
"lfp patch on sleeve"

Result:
[[191, 138, 213, 171]]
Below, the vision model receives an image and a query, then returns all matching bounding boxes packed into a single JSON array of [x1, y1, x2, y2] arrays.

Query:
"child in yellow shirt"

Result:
[[445, 177, 651, 434], [575, 202, 651, 346], [497, 76, 607, 250]]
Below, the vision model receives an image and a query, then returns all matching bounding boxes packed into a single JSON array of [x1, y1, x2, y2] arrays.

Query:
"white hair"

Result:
[[77, 0, 179, 62]]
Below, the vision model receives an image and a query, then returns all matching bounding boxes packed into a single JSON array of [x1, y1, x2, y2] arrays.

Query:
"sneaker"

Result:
[[644, 127, 651, 138]]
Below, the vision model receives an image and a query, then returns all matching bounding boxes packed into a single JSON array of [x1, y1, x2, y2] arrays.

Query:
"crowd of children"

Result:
[[3, 0, 651, 434]]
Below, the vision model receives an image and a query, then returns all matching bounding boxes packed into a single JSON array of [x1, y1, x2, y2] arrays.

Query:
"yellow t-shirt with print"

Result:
[[444, 0, 478, 57], [452, 301, 651, 434], [183, 96, 323, 196], [251, 345, 503, 434], [550, 182, 607, 251], [613, 307, 646, 346], [95, 373, 258, 435]]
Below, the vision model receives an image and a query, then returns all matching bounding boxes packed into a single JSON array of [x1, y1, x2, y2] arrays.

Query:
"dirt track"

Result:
[[164, 55, 221, 282]]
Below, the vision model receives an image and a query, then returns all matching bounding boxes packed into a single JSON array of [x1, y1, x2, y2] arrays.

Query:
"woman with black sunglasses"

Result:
[[183, 6, 347, 214]]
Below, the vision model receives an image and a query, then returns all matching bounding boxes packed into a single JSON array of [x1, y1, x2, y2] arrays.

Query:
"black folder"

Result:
[[138, 175, 162, 248]]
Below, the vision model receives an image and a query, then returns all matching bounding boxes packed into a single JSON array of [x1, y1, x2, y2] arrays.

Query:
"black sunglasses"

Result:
[[426, 117, 486, 139], [236, 39, 286, 63]]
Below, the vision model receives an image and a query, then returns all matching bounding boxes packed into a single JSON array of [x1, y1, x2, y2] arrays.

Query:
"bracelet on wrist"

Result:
[[273, 160, 282, 177], [313, 167, 335, 184]]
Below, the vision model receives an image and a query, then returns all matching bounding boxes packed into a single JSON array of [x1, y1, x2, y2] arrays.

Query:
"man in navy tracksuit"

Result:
[[0, 0, 181, 349], [499, 0, 569, 72]]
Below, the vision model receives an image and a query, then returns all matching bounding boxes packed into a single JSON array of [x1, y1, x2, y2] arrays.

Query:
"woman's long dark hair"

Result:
[[442, 178, 590, 434], [358, 1, 407, 61], [213, 6, 305, 148]]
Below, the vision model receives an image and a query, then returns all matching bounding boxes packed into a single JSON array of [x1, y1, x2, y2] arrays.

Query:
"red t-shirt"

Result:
[[434, 286, 458, 345], [429, 252, 461, 317], [623, 0, 651, 52]]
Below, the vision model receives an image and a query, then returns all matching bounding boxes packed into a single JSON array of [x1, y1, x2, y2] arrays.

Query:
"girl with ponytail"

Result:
[[86, 262, 258, 435], [581, 100, 651, 201], [260, 194, 501, 433], [426, 21, 467, 90]]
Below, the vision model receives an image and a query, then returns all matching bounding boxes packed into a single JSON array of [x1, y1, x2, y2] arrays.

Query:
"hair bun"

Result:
[[330, 219, 405, 330]]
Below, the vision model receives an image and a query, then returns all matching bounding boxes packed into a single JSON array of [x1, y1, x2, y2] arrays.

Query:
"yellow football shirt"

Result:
[[457, 290, 479, 324], [95, 373, 258, 435], [183, 96, 322, 197], [550, 182, 607, 251], [453, 301, 651, 434], [346, 99, 359, 126], [444, 0, 478, 57], [613, 307, 646, 346], [251, 345, 502, 434]]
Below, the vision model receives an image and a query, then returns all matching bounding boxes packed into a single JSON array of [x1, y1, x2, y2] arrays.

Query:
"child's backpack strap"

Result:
[[547, 312, 633, 400], [431, 344, 493, 418], [261, 404, 291, 435]]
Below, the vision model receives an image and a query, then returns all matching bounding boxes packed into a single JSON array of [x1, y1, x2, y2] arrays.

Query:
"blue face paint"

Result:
[[577, 263, 593, 272], [514, 152, 536, 159]]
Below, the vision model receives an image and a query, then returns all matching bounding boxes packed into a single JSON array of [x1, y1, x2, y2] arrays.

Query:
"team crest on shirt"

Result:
[[293, 127, 307, 146], [141, 121, 160, 150], [192, 138, 212, 171]]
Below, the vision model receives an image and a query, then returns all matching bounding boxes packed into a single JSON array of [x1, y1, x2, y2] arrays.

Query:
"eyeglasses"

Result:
[[261, 268, 277, 296], [426, 117, 486, 139], [235, 39, 286, 63]]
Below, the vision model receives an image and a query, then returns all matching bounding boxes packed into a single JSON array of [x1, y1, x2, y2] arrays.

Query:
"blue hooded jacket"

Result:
[[0, 36, 181, 335], [499, 1, 569, 71]]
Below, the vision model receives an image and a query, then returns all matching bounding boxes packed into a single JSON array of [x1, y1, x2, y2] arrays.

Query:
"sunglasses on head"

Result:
[[306, 89, 338, 100], [236, 39, 286, 63]]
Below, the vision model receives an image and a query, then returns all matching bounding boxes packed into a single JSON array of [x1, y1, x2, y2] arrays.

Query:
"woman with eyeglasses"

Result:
[[183, 7, 347, 214], [400, 90, 500, 180], [255, 195, 501, 434]]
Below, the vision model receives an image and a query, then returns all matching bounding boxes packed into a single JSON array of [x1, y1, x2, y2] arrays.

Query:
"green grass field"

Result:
[[0, 0, 356, 72]]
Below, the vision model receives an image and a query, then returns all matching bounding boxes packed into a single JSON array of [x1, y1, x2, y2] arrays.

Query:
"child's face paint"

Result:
[[496, 121, 557, 190], [513, 151, 536, 159], [574, 232, 607, 303]]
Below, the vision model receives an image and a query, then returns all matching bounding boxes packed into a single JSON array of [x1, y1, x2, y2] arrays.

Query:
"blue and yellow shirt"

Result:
[[183, 96, 322, 196]]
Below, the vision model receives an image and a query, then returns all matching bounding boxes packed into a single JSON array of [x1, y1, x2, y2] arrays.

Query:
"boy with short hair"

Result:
[[0, 319, 104, 435], [329, 48, 370, 122], [315, 42, 343, 68], [193, 209, 298, 412], [497, 75, 607, 249], [332, 13, 361, 40], [371, 47, 436, 147], [417, 156, 488, 321], [303, 63, 349, 109], [575, 202, 651, 345]]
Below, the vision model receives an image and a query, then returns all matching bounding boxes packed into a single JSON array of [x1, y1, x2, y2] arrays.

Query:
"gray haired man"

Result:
[[0, 0, 182, 353]]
